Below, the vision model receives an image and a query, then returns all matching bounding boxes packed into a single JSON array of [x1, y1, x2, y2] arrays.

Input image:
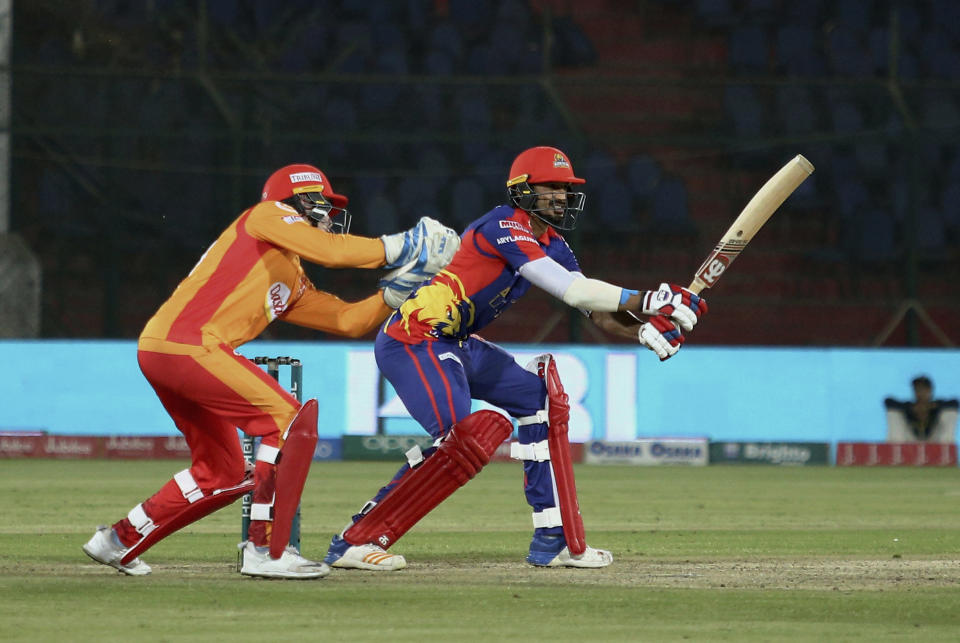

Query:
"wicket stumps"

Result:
[[240, 356, 303, 551]]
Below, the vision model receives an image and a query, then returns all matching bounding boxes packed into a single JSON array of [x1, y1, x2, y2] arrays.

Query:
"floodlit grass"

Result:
[[1, 460, 959, 641]]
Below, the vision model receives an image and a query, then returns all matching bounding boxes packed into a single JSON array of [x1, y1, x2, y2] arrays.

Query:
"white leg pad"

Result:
[[532, 507, 563, 529], [173, 469, 204, 503], [516, 409, 548, 426], [510, 440, 551, 462], [256, 443, 280, 464], [250, 502, 273, 521], [127, 503, 157, 536], [405, 445, 424, 468]]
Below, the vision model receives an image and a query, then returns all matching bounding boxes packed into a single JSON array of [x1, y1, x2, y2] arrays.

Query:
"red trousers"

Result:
[[113, 340, 299, 548]]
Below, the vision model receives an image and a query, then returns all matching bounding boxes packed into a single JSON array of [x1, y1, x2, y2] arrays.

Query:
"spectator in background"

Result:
[[885, 375, 959, 443]]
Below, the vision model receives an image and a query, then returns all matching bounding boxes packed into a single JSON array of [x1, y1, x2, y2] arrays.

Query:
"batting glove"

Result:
[[638, 315, 684, 361], [640, 282, 708, 332]]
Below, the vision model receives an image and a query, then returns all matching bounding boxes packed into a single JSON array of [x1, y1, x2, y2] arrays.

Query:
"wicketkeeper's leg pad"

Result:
[[515, 354, 586, 556], [120, 470, 254, 565], [254, 399, 318, 559], [343, 410, 512, 549]]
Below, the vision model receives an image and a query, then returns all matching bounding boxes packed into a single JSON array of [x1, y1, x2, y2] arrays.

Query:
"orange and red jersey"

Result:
[[140, 200, 391, 350]]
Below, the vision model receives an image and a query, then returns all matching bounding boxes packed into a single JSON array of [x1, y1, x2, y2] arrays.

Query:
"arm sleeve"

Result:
[[518, 256, 625, 312], [281, 288, 392, 337], [246, 202, 385, 269]]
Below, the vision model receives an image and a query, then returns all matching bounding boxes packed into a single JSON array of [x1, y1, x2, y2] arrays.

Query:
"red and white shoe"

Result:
[[82, 525, 152, 576]]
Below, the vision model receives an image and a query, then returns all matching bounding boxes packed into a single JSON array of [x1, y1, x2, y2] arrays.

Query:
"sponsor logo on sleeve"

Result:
[[265, 282, 292, 320]]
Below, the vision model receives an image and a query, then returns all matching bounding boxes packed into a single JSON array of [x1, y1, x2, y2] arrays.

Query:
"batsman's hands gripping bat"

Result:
[[689, 154, 814, 295], [639, 283, 708, 331], [638, 315, 685, 361]]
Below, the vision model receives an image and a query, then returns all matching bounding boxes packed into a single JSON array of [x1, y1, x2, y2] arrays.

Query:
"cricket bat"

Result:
[[688, 154, 815, 295]]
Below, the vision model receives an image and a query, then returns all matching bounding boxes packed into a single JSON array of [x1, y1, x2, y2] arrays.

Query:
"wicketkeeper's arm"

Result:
[[282, 288, 391, 337]]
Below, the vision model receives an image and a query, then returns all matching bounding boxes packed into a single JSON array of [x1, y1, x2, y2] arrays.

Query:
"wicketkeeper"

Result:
[[83, 164, 458, 578], [322, 146, 707, 570]]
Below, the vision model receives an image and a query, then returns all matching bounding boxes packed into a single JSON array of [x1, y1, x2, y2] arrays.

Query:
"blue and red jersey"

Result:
[[385, 205, 580, 343]]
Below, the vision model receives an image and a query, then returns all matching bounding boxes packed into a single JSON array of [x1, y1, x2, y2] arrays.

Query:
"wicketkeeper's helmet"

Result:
[[506, 146, 586, 231], [261, 164, 352, 233]]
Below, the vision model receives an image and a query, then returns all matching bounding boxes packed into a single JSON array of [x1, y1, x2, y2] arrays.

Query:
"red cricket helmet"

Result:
[[261, 164, 348, 209], [506, 146, 585, 188], [506, 147, 586, 231]]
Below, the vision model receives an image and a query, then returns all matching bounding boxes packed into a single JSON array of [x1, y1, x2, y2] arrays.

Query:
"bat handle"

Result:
[[687, 278, 707, 296]]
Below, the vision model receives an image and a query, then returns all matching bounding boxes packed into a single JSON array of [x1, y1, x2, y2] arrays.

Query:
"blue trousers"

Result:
[[366, 331, 562, 535]]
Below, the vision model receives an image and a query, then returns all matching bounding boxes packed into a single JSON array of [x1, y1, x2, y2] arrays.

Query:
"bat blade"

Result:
[[688, 154, 814, 295]]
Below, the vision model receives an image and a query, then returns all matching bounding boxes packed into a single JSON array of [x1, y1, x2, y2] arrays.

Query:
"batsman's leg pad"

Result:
[[264, 399, 318, 559], [344, 410, 512, 549], [518, 354, 586, 556], [120, 470, 253, 565]]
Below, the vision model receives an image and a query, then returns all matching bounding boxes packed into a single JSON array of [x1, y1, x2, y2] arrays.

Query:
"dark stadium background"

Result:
[[10, 0, 959, 347]]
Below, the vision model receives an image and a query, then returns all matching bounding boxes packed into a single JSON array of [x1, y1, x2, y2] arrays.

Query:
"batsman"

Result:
[[82, 164, 459, 578], [323, 146, 707, 570]]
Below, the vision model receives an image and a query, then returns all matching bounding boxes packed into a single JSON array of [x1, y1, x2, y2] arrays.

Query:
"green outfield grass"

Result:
[[1, 460, 959, 641]]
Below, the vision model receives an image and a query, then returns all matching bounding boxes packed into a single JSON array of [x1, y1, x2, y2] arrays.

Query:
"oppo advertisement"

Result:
[[1, 340, 957, 444]]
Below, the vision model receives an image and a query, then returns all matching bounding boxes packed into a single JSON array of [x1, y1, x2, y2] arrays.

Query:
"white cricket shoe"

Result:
[[238, 541, 330, 579], [82, 525, 152, 576], [324, 534, 407, 571], [527, 533, 613, 568], [545, 544, 614, 568]]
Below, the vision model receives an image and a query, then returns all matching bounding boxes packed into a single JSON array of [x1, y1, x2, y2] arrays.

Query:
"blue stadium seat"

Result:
[[894, 4, 922, 41], [743, 0, 778, 23], [776, 85, 818, 135], [941, 183, 960, 237], [729, 24, 769, 73], [921, 93, 960, 128], [364, 193, 401, 234], [649, 177, 696, 236], [775, 25, 827, 76], [833, 0, 873, 32], [448, 177, 487, 229], [428, 22, 464, 61], [829, 100, 864, 133], [783, 1, 825, 27], [449, 0, 492, 35], [931, 0, 960, 43], [582, 149, 618, 187], [625, 154, 662, 202], [396, 176, 438, 226], [835, 177, 869, 218], [869, 27, 889, 76], [853, 141, 889, 181], [920, 30, 960, 80], [485, 23, 536, 75], [593, 176, 637, 234], [827, 25, 874, 76], [724, 84, 767, 136], [917, 206, 948, 260], [695, 0, 735, 27], [333, 21, 372, 73], [423, 49, 455, 76], [848, 207, 898, 264]]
